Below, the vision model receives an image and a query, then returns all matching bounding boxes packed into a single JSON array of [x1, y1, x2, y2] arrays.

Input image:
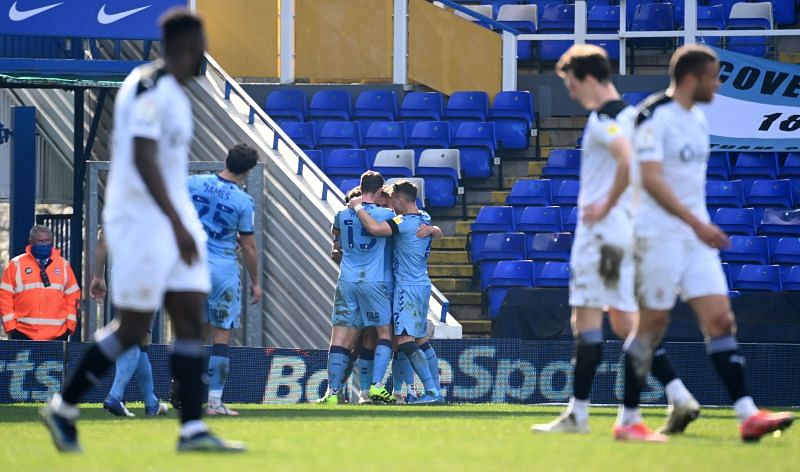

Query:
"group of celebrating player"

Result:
[[531, 44, 794, 443], [320, 173, 446, 405]]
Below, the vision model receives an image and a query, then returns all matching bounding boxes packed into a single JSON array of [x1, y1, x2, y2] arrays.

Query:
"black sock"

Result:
[[573, 340, 603, 401], [710, 350, 749, 402], [623, 352, 643, 408], [62, 344, 115, 405], [171, 341, 205, 424], [651, 344, 677, 386]]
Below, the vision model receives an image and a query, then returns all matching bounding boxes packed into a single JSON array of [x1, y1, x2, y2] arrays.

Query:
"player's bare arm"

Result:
[[348, 197, 393, 237], [583, 137, 631, 225], [416, 225, 443, 240], [133, 137, 198, 264], [640, 161, 729, 249], [90, 230, 108, 303], [330, 227, 342, 264], [239, 234, 263, 304]]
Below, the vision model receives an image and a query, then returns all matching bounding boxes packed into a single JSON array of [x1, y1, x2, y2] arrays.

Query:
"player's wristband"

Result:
[[353, 203, 364, 212]]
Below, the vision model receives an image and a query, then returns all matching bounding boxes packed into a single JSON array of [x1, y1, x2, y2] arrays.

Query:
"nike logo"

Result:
[[97, 4, 151, 25], [8, 1, 63, 21]]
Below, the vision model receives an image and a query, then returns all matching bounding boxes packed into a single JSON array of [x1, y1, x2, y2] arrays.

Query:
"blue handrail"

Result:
[[434, 0, 521, 35]]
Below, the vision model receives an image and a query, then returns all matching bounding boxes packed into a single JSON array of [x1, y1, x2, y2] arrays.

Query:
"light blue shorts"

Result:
[[332, 280, 392, 329], [393, 284, 431, 339], [206, 268, 241, 329]]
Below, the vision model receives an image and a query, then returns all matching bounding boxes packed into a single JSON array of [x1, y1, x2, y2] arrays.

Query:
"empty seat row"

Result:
[[708, 152, 800, 181], [707, 179, 800, 209], [267, 90, 535, 150], [720, 235, 800, 266], [473, 231, 574, 288], [712, 207, 800, 236]]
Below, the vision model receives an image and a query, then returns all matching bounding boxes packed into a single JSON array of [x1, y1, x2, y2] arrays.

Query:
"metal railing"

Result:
[[202, 53, 452, 323]]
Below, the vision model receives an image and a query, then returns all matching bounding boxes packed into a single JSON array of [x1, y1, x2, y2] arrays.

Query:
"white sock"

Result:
[[665, 379, 691, 406], [616, 406, 642, 427], [568, 397, 590, 423], [208, 390, 222, 406], [50, 393, 79, 420], [733, 396, 759, 423], [180, 420, 209, 439]]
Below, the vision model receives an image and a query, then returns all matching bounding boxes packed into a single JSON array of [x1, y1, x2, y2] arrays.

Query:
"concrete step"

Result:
[[432, 236, 466, 250], [528, 161, 545, 176], [429, 264, 473, 278], [449, 304, 484, 320], [443, 292, 482, 305], [455, 220, 472, 235], [541, 116, 587, 129], [491, 191, 509, 204], [468, 176, 518, 190], [429, 251, 469, 264], [430, 278, 473, 292], [465, 190, 496, 205], [501, 160, 533, 178], [460, 320, 492, 336], [544, 131, 583, 147], [429, 205, 482, 219]]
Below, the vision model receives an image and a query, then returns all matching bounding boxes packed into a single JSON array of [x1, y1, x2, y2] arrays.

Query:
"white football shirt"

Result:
[[578, 100, 635, 212], [104, 62, 197, 227], [632, 93, 711, 239]]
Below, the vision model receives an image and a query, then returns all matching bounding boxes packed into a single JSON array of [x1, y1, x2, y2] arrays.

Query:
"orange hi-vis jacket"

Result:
[[0, 246, 80, 340]]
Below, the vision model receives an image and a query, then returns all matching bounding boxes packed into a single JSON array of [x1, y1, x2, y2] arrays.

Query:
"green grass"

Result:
[[1, 403, 797, 471]]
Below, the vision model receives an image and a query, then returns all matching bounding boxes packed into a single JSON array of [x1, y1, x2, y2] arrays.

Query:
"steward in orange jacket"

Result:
[[0, 225, 80, 341]]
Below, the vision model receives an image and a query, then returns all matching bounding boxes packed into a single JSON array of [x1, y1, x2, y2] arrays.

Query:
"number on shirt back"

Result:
[[192, 195, 235, 239], [343, 219, 377, 250]]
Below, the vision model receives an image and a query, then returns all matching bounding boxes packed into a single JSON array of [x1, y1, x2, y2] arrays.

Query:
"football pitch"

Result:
[[1, 404, 797, 471]]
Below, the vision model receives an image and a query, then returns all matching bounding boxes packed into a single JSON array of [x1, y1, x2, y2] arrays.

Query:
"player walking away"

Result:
[[533, 45, 699, 437], [90, 230, 169, 418], [618, 44, 794, 443], [322, 171, 396, 404], [41, 10, 244, 453], [349, 181, 444, 405], [187, 143, 263, 416]]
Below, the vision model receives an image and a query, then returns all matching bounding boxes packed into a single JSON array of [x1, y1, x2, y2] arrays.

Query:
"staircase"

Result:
[[427, 116, 587, 337]]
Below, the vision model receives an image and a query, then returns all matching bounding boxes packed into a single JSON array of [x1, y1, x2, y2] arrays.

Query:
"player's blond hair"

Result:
[[556, 44, 611, 83]]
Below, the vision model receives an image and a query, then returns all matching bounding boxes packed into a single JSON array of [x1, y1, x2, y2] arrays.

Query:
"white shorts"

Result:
[[106, 215, 211, 312], [634, 236, 729, 311], [569, 207, 637, 313]]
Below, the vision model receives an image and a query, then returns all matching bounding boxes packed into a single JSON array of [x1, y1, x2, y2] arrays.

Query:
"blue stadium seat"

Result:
[[282, 122, 316, 150], [630, 3, 675, 50], [625, 0, 658, 25], [469, 206, 515, 263], [779, 153, 800, 179], [317, 122, 362, 161], [772, 0, 797, 26], [758, 208, 800, 236], [772, 237, 800, 265], [264, 89, 306, 123], [697, 4, 726, 46], [563, 206, 578, 232], [323, 149, 368, 188], [538, 4, 575, 61], [706, 180, 744, 207], [364, 121, 407, 166], [446, 91, 490, 138], [304, 150, 322, 168], [732, 152, 779, 180], [478, 232, 527, 291], [587, 5, 621, 60], [707, 152, 732, 180], [783, 266, 800, 291], [353, 90, 398, 134], [721, 262, 733, 288], [621, 91, 651, 106], [497, 5, 538, 61], [399, 92, 444, 133], [416, 149, 461, 208], [733, 264, 782, 292], [515, 206, 563, 233], [542, 149, 581, 178], [453, 122, 497, 178], [713, 207, 755, 235], [408, 121, 451, 163], [372, 149, 415, 178], [534, 261, 570, 287], [309, 90, 352, 124], [490, 91, 535, 150], [338, 178, 361, 195], [506, 179, 552, 221], [552, 179, 580, 206], [746, 179, 793, 208], [726, 2, 772, 57], [526, 231, 573, 261], [720, 235, 770, 265], [487, 260, 535, 319]]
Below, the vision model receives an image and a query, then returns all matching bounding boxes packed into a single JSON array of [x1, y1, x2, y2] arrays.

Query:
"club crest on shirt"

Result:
[[607, 124, 620, 136], [25, 267, 33, 274], [392, 216, 404, 225], [54, 268, 62, 276]]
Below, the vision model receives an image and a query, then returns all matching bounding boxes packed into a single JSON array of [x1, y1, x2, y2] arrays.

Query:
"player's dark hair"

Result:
[[160, 8, 204, 49], [360, 171, 384, 195], [392, 181, 417, 203], [556, 44, 612, 83], [226, 143, 259, 175], [344, 187, 362, 203], [670, 45, 718, 85]]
